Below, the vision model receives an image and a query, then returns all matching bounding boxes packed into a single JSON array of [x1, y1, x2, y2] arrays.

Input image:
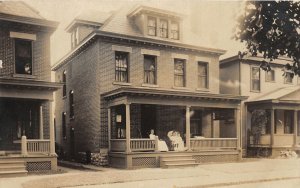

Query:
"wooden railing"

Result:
[[190, 138, 238, 150], [27, 139, 50, 154], [130, 139, 156, 152]]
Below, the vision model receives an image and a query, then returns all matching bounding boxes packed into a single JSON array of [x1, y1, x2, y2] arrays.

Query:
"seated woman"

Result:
[[149, 129, 168, 152], [167, 131, 186, 151]]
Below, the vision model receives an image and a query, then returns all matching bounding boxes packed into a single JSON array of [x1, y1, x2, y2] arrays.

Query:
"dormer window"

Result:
[[159, 19, 168, 38], [71, 28, 78, 49], [148, 17, 156, 36], [171, 21, 179, 40]]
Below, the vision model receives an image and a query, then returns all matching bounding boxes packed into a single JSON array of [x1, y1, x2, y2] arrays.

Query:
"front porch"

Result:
[[103, 87, 247, 169]]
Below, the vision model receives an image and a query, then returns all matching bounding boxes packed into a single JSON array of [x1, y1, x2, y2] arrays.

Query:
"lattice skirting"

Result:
[[192, 154, 238, 163], [132, 157, 157, 168], [26, 161, 52, 171]]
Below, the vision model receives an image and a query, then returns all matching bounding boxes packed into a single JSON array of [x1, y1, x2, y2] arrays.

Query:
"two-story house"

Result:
[[52, 3, 247, 169], [0, 1, 60, 176], [220, 55, 300, 157]]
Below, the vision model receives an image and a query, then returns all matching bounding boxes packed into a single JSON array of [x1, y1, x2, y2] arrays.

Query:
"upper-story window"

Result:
[[148, 17, 156, 36], [15, 39, 32, 75], [174, 59, 185, 87], [285, 72, 293, 84], [265, 70, 275, 82], [69, 90, 74, 119], [144, 55, 156, 84], [115, 51, 129, 82], [63, 71, 67, 97], [160, 19, 168, 38], [170, 21, 179, 40], [71, 28, 78, 49], [251, 66, 260, 92], [198, 62, 208, 89], [62, 112, 66, 139]]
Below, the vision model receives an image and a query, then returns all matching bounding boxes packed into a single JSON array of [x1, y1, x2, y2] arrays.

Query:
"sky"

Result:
[[21, 0, 246, 65]]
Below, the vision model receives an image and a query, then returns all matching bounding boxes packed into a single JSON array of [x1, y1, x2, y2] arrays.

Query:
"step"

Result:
[[0, 166, 26, 171], [160, 156, 193, 160], [162, 163, 198, 169], [161, 159, 196, 165], [0, 161, 25, 166], [0, 170, 28, 178]]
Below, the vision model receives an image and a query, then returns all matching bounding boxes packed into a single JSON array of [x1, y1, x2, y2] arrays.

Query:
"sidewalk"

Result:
[[0, 158, 299, 188]]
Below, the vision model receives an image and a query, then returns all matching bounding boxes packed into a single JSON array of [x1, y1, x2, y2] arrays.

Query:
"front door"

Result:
[[141, 105, 157, 138]]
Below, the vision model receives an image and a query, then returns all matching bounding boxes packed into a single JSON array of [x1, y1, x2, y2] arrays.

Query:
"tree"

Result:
[[235, 1, 300, 78]]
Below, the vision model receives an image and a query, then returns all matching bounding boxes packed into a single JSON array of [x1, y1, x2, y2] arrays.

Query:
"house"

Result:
[[52, 3, 247, 169], [0, 1, 60, 176], [220, 55, 300, 157]]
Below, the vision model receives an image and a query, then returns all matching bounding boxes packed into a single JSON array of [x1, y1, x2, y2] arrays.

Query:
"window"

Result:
[[148, 17, 156, 36], [15, 39, 32, 75], [170, 21, 179, 40], [285, 72, 293, 84], [198, 62, 208, 89], [69, 90, 74, 118], [62, 112, 66, 139], [62, 71, 67, 97], [265, 70, 275, 82], [284, 111, 294, 134], [144, 55, 156, 84], [174, 59, 185, 87], [251, 67, 260, 91], [115, 51, 129, 82], [160, 19, 168, 38]]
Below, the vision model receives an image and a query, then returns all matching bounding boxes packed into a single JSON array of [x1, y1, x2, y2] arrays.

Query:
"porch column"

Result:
[[235, 108, 241, 151], [125, 103, 131, 153], [185, 106, 191, 150], [294, 110, 298, 147], [39, 105, 44, 139], [108, 107, 111, 151], [49, 102, 56, 156], [270, 108, 275, 147]]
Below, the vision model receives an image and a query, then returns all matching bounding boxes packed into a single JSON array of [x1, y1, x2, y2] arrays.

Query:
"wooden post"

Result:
[[270, 108, 275, 147], [185, 106, 191, 150], [49, 102, 56, 156], [235, 108, 241, 158], [154, 136, 159, 152], [125, 103, 131, 153], [39, 105, 44, 139], [108, 107, 111, 151], [294, 110, 298, 147], [21, 135, 28, 156]]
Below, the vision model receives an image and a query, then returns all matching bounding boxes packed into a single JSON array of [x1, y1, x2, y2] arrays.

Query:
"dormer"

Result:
[[66, 10, 112, 49], [127, 5, 184, 41]]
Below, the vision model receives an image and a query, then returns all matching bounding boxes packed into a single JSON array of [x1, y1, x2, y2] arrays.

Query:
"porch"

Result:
[[103, 87, 247, 169]]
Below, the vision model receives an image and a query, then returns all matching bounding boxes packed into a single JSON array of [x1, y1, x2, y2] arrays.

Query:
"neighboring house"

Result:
[[0, 1, 60, 176], [220, 55, 300, 157], [52, 3, 247, 169]]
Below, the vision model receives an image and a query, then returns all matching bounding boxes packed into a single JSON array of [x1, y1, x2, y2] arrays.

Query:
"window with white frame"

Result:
[[265, 70, 275, 82], [251, 66, 260, 91], [15, 39, 32, 75], [174, 59, 185, 87], [62, 112, 66, 139], [144, 55, 156, 84], [285, 72, 293, 84], [69, 90, 74, 119], [198, 62, 208, 89], [148, 17, 156, 36], [115, 51, 129, 82], [170, 21, 179, 40], [63, 71, 67, 97], [159, 19, 168, 38]]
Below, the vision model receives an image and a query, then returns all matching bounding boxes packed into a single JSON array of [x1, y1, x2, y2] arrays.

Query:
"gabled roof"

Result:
[[220, 55, 293, 66], [0, 1, 58, 28]]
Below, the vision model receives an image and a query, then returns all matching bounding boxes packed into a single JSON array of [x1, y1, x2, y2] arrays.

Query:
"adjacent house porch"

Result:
[[103, 87, 247, 169]]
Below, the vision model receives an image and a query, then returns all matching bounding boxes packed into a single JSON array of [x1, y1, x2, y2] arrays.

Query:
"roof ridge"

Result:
[[19, 1, 45, 19]]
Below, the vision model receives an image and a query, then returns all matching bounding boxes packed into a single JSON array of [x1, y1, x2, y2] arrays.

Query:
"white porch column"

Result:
[[125, 103, 131, 153], [39, 105, 44, 139], [294, 110, 298, 146], [270, 108, 275, 147], [21, 135, 28, 156], [108, 107, 111, 151], [185, 106, 191, 150], [235, 108, 241, 151], [49, 102, 56, 156]]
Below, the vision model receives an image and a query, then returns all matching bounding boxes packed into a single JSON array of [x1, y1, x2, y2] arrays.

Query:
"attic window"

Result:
[[159, 19, 168, 38], [148, 17, 156, 36]]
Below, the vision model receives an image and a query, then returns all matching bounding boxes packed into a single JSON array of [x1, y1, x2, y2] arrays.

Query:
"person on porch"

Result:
[[149, 129, 168, 152]]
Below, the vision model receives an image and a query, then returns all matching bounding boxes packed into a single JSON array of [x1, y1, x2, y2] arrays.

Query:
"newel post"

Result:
[[21, 135, 28, 156]]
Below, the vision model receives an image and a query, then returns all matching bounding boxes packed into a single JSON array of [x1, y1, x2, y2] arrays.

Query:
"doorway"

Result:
[[141, 105, 157, 138]]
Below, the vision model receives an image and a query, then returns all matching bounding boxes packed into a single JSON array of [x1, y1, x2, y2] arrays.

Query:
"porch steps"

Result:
[[0, 160, 27, 178], [160, 155, 198, 168]]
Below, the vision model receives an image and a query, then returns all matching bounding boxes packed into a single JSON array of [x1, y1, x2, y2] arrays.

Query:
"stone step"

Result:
[[0, 170, 28, 178]]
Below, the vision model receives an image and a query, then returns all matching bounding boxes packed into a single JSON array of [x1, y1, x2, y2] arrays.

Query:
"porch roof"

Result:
[[102, 87, 248, 104], [0, 77, 62, 100]]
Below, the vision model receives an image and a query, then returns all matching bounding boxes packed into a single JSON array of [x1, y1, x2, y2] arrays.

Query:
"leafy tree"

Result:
[[235, 1, 300, 78]]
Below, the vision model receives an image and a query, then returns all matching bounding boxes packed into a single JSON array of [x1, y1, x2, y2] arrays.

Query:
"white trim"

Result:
[[112, 45, 132, 53], [141, 49, 160, 56], [195, 56, 211, 63], [10, 32, 36, 41], [171, 53, 189, 60]]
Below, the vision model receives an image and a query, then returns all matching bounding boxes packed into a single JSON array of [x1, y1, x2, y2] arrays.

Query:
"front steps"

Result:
[[0, 159, 28, 178], [160, 154, 198, 168]]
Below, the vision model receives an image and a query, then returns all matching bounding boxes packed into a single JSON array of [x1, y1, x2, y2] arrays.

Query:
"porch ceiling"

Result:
[[102, 87, 248, 107]]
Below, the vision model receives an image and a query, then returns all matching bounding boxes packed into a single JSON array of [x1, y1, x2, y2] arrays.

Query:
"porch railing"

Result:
[[110, 138, 157, 152], [190, 138, 238, 150], [27, 139, 50, 154]]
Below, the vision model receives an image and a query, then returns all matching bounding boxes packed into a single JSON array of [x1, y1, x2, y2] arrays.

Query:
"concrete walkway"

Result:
[[0, 158, 299, 188]]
